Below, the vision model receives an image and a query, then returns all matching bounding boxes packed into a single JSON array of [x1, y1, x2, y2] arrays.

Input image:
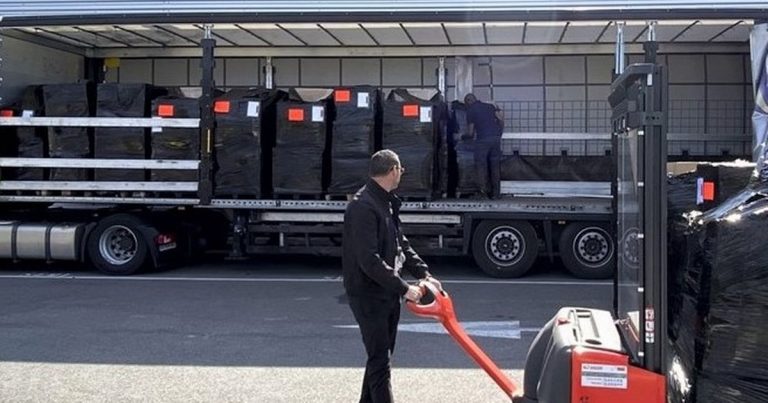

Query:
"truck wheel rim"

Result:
[[621, 228, 640, 269], [486, 226, 525, 267], [99, 225, 138, 266], [573, 227, 613, 268]]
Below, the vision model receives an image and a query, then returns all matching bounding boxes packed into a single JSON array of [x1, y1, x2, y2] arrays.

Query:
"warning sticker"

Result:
[[581, 364, 628, 389]]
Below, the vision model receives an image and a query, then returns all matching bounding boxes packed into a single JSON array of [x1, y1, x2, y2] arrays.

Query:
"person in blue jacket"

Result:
[[464, 93, 504, 199]]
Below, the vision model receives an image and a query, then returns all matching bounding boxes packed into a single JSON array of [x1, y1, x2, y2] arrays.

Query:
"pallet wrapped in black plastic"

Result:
[[449, 101, 478, 197], [382, 88, 447, 199], [667, 161, 768, 403], [0, 106, 18, 180], [273, 89, 334, 197], [94, 83, 165, 181], [6, 86, 47, 181], [150, 94, 201, 182], [667, 161, 754, 341], [43, 83, 94, 181], [328, 86, 380, 196], [213, 88, 285, 198]]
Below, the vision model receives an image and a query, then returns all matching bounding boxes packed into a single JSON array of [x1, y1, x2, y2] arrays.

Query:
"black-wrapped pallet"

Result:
[[382, 89, 447, 199], [273, 90, 332, 196], [0, 107, 18, 180], [94, 83, 156, 181], [43, 83, 93, 181], [150, 96, 200, 182], [3, 85, 48, 181], [213, 88, 284, 198], [667, 161, 766, 403], [328, 86, 379, 196], [667, 185, 768, 403]]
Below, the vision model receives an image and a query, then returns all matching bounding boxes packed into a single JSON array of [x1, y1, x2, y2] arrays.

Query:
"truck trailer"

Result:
[[0, 1, 761, 279]]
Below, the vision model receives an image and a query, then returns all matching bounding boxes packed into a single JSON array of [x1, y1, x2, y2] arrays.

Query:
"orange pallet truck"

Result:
[[407, 282, 665, 403]]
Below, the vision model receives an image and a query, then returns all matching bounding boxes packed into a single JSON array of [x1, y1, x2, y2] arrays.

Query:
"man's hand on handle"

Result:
[[404, 285, 424, 302], [421, 276, 443, 292]]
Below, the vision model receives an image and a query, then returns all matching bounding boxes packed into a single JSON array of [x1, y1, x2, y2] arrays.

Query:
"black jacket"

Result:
[[342, 180, 430, 299]]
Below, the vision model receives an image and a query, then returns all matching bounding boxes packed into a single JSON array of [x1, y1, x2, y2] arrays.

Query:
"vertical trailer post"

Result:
[[199, 24, 216, 204], [0, 35, 4, 105], [438, 57, 446, 97], [611, 21, 625, 316], [645, 21, 658, 64], [614, 21, 626, 77], [265, 56, 274, 90]]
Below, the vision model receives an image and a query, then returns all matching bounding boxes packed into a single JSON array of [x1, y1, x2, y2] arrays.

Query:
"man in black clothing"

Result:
[[343, 149, 442, 403], [464, 93, 504, 199]]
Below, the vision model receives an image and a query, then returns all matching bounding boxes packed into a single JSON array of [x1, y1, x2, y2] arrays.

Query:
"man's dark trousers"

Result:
[[348, 295, 401, 403], [474, 137, 502, 197]]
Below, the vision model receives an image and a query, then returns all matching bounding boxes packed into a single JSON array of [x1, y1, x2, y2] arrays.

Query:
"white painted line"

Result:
[[335, 321, 542, 339], [0, 274, 611, 286]]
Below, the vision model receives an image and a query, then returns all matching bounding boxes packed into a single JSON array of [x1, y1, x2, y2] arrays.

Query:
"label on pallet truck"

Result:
[[581, 364, 628, 389]]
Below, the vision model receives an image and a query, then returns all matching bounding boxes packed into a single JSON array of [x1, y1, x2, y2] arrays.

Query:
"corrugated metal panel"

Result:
[[0, 1, 765, 24]]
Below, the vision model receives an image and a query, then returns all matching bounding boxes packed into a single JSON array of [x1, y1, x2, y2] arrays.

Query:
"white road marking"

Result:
[[335, 321, 542, 339], [0, 273, 610, 286]]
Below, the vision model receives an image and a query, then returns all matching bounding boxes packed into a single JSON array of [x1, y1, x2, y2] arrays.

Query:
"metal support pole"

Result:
[[437, 57, 446, 97], [614, 22, 626, 78], [199, 24, 216, 205], [644, 21, 658, 64], [0, 35, 4, 105], [750, 20, 768, 167], [265, 56, 274, 89]]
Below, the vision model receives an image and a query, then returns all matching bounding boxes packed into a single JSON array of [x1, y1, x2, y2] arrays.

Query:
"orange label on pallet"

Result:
[[402, 104, 419, 117], [702, 181, 715, 201], [0, 110, 13, 117], [214, 101, 231, 114], [335, 89, 351, 103], [288, 108, 305, 122], [157, 104, 175, 117]]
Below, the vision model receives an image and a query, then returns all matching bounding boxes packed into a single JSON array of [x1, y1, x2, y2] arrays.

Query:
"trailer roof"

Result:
[[1, 1, 761, 56], [0, 1, 766, 24]]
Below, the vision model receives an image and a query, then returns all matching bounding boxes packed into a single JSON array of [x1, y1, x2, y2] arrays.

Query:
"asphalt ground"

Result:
[[0, 256, 612, 402]]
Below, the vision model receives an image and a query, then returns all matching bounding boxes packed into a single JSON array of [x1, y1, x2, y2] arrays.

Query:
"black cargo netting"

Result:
[[500, 156, 612, 182]]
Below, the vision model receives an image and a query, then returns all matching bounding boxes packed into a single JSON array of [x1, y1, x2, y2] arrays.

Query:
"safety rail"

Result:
[[0, 116, 201, 197], [500, 131, 751, 158]]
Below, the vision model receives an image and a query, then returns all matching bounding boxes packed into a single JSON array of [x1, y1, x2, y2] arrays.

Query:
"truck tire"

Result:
[[87, 214, 149, 275], [471, 220, 538, 278], [558, 223, 614, 279]]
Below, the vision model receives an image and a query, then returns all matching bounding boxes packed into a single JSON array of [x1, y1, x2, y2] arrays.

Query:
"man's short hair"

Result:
[[369, 149, 400, 177], [464, 93, 477, 104]]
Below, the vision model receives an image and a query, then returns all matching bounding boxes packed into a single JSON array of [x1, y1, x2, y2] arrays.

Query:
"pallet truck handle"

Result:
[[406, 282, 520, 400]]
